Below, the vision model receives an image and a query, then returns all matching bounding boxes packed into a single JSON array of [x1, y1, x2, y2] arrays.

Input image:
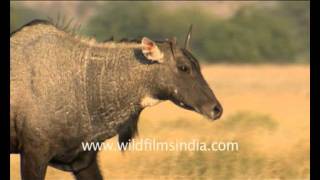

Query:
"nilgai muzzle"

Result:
[[10, 20, 223, 180]]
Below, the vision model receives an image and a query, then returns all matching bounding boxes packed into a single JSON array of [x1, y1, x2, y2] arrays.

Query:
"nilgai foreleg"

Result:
[[72, 153, 103, 180], [20, 150, 49, 180]]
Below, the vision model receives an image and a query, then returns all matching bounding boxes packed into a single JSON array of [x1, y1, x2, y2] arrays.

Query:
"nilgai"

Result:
[[10, 20, 223, 180]]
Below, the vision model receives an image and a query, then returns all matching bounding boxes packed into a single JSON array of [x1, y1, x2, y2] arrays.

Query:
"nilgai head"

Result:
[[140, 25, 223, 120]]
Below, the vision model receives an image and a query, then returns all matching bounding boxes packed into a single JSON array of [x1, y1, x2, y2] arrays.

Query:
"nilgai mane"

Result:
[[10, 19, 223, 180]]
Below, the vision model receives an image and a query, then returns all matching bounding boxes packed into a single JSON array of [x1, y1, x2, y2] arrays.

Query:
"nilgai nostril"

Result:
[[213, 104, 223, 120]]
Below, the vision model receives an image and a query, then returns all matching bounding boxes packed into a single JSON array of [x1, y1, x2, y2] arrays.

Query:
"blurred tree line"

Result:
[[11, 2, 309, 63], [10, 5, 43, 33]]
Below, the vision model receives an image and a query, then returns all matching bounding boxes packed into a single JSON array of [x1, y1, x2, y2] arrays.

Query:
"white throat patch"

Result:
[[141, 96, 162, 108]]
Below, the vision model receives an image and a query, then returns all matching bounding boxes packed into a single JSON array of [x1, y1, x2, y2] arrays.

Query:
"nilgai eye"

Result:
[[178, 65, 190, 73]]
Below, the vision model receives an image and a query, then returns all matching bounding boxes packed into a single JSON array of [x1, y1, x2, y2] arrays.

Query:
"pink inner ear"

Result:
[[144, 43, 154, 51], [146, 41, 154, 48]]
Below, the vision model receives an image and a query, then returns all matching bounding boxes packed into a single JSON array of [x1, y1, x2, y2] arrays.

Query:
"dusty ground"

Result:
[[10, 64, 310, 180]]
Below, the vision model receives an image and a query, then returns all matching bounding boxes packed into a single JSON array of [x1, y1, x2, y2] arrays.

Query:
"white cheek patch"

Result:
[[141, 96, 162, 108]]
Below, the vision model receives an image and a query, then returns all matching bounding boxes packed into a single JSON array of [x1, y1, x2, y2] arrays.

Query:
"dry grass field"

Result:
[[10, 64, 310, 180]]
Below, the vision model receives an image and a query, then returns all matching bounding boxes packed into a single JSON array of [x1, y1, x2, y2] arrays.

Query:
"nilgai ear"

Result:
[[141, 37, 164, 63]]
